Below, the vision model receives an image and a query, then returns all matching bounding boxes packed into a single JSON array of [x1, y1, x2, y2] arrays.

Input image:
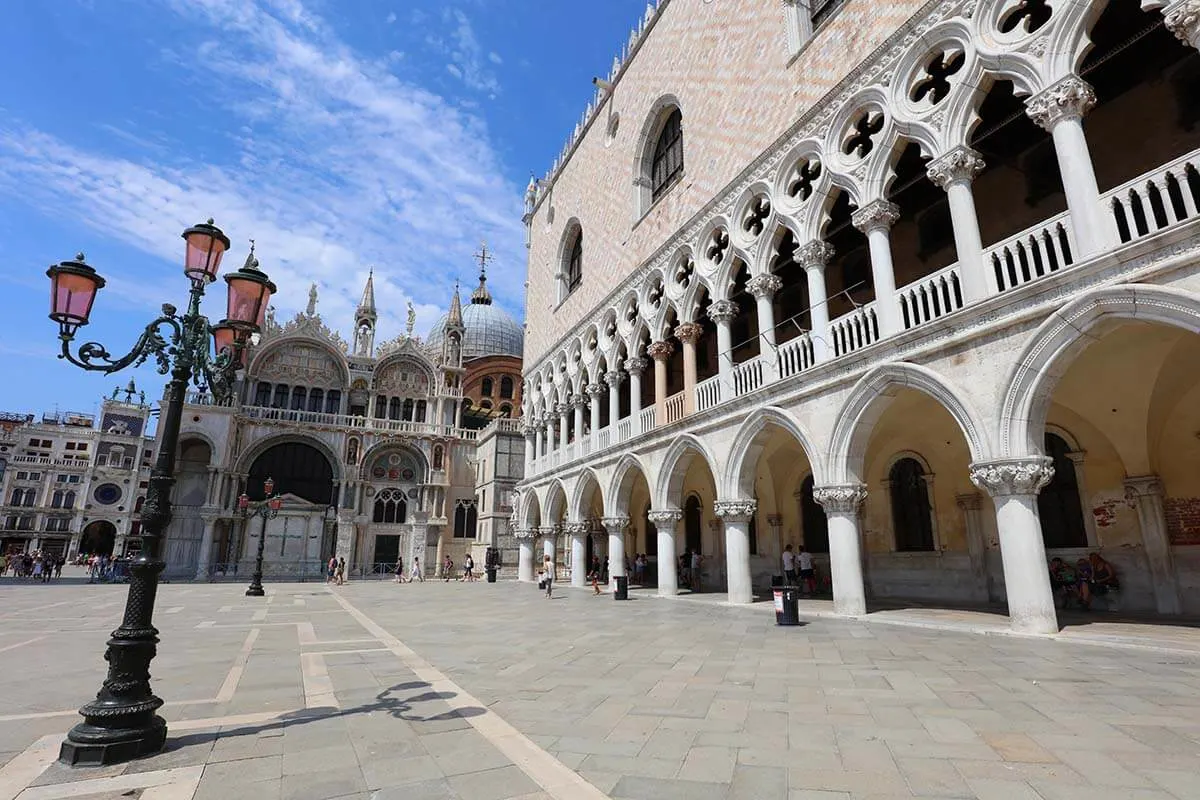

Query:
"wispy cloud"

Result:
[[429, 8, 501, 96], [0, 0, 524, 340]]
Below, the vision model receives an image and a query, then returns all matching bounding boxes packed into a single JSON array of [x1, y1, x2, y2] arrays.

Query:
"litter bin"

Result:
[[486, 568, 497, 583], [773, 585, 800, 626], [614, 574, 629, 601]]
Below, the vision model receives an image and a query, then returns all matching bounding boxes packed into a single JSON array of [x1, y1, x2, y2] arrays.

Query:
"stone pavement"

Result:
[[0, 578, 1199, 800]]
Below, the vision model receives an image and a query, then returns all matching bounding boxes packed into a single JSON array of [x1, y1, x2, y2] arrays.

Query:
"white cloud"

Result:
[[488, 51, 502, 65], [385, 11, 396, 24], [0, 0, 525, 342], [433, 8, 501, 95]]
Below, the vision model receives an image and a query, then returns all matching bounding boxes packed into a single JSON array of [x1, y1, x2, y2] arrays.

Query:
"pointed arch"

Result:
[[569, 468, 605, 522], [1000, 284, 1200, 457], [542, 479, 568, 524], [828, 362, 992, 484], [723, 407, 826, 499], [521, 488, 542, 530], [653, 434, 719, 509], [606, 453, 652, 518]]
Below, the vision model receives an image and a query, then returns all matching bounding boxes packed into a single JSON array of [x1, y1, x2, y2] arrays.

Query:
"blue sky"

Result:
[[0, 0, 650, 415]]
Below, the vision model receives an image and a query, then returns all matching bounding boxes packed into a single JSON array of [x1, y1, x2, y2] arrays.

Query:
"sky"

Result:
[[0, 0, 651, 416]]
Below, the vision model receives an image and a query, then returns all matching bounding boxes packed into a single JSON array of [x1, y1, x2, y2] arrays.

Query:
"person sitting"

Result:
[[1073, 558, 1093, 610], [1049, 557, 1080, 607], [1089, 552, 1120, 595]]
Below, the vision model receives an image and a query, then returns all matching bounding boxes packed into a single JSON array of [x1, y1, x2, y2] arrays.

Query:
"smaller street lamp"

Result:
[[240, 477, 284, 597]]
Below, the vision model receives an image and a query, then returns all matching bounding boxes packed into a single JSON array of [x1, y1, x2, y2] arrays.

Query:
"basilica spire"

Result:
[[357, 268, 377, 319], [352, 268, 377, 357], [447, 280, 464, 328], [470, 241, 494, 306]]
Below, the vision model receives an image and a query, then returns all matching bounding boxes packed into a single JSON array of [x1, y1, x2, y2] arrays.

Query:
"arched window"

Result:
[[500, 376, 514, 399], [375, 395, 387, 419], [64, 491, 76, 509], [291, 387, 307, 411], [389, 397, 402, 420], [889, 457, 934, 552], [272, 384, 289, 408], [51, 490, 63, 509], [402, 398, 414, 421], [651, 108, 683, 201], [308, 388, 324, 413], [684, 494, 702, 555], [453, 501, 477, 538], [1038, 433, 1088, 548], [416, 400, 427, 422], [567, 233, 583, 292], [373, 495, 408, 524], [799, 475, 829, 553], [325, 390, 341, 414], [134, 495, 144, 513], [481, 377, 494, 397], [254, 382, 271, 406], [499, 404, 512, 418]]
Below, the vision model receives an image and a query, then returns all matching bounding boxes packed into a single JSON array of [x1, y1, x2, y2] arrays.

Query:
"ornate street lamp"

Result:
[[46, 220, 276, 766], [240, 477, 284, 597]]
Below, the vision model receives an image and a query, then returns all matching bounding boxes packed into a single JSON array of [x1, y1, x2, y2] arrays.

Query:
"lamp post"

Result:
[[240, 478, 284, 597], [46, 220, 276, 766]]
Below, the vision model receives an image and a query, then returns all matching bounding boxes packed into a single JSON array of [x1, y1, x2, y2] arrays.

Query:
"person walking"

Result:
[[327, 556, 337, 583], [410, 556, 424, 582], [690, 550, 702, 592], [543, 554, 553, 598], [335, 557, 346, 585], [394, 556, 405, 583], [464, 553, 475, 582], [442, 555, 454, 582], [54, 556, 65, 580], [798, 546, 816, 595], [782, 543, 797, 586]]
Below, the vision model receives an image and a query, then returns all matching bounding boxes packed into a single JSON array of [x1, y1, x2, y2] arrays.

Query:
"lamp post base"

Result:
[[245, 585, 265, 597], [59, 716, 167, 766]]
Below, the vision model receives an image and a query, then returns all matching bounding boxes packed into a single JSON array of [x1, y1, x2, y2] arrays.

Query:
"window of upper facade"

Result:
[[481, 377, 494, 397], [567, 233, 583, 292], [557, 223, 584, 304], [651, 109, 683, 202], [499, 376, 514, 399], [783, 0, 848, 57]]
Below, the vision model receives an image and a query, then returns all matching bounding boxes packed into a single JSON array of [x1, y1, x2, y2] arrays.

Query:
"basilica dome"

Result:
[[425, 271, 524, 360]]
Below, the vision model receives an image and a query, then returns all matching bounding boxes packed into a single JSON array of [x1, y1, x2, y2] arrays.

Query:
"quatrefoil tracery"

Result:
[[742, 196, 772, 238], [843, 110, 885, 160], [911, 48, 965, 106], [786, 158, 822, 202], [706, 227, 730, 264], [999, 0, 1052, 35]]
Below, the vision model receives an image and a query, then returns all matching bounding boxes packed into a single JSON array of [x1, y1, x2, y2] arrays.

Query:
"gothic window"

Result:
[[453, 501, 478, 539], [567, 233, 583, 292], [500, 376, 514, 399], [481, 377, 494, 397], [651, 108, 683, 201], [308, 388, 324, 413], [255, 382, 271, 406], [326, 390, 341, 415], [889, 457, 935, 552], [373, 493, 407, 524], [272, 384, 289, 408], [389, 397, 402, 420], [291, 387, 307, 411], [64, 491, 76, 509], [416, 400, 427, 422], [51, 490, 63, 509], [800, 475, 829, 553], [403, 398, 415, 421], [375, 395, 387, 419], [1038, 433, 1088, 548]]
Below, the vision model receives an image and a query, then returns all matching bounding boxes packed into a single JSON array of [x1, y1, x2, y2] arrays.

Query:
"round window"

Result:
[[93, 483, 122, 506]]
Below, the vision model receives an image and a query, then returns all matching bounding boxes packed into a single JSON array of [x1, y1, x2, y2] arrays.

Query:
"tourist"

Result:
[[798, 546, 815, 595], [410, 556, 424, 582], [1074, 557, 1094, 609], [1089, 552, 1120, 597], [336, 556, 346, 585], [543, 554, 553, 598], [589, 564, 601, 595], [327, 556, 337, 583], [393, 556, 405, 583], [690, 550, 702, 591], [782, 543, 797, 586], [31, 553, 44, 582], [1049, 558, 1082, 607], [54, 556, 64, 580], [464, 553, 475, 582], [634, 553, 646, 585], [442, 555, 454, 582]]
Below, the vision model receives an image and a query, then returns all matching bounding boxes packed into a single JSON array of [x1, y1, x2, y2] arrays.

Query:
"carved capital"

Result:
[[851, 199, 900, 234], [563, 522, 589, 536], [674, 322, 703, 344], [513, 527, 536, 541], [955, 492, 983, 512], [714, 499, 757, 522], [1123, 474, 1165, 503], [746, 274, 783, 299], [926, 146, 985, 190], [539, 526, 559, 539], [1025, 75, 1096, 131], [623, 356, 649, 375], [522, 425, 537, 440], [647, 340, 675, 361], [601, 516, 630, 533], [706, 299, 739, 324], [586, 382, 606, 398], [569, 393, 588, 410], [647, 508, 684, 527], [813, 484, 867, 514], [1166, 1, 1200, 49], [969, 457, 1054, 497], [795, 240, 835, 269], [555, 403, 571, 416]]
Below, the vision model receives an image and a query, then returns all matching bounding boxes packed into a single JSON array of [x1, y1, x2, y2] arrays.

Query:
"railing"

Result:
[[663, 391, 686, 424], [11, 455, 88, 469], [986, 212, 1075, 294], [596, 427, 611, 451], [898, 263, 964, 330], [829, 302, 879, 357], [238, 404, 478, 440], [695, 374, 721, 411], [731, 356, 766, 398], [1106, 149, 1200, 244], [639, 406, 657, 434], [184, 391, 234, 407], [617, 417, 632, 443], [777, 334, 815, 379]]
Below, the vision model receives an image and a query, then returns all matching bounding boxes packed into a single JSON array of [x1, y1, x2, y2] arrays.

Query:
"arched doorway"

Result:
[[1037, 432, 1087, 549], [80, 520, 116, 557], [249, 441, 335, 504], [657, 440, 719, 594]]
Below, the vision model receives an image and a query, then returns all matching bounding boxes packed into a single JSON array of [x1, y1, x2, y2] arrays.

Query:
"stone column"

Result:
[[195, 513, 218, 581], [541, 527, 557, 580], [605, 369, 626, 431], [572, 394, 586, 443], [587, 382, 604, 440], [1025, 75, 1113, 255], [1124, 475, 1182, 615], [674, 322, 703, 414], [813, 485, 868, 617], [516, 529, 535, 582], [625, 358, 646, 431], [970, 458, 1058, 635], [565, 522, 588, 588], [796, 241, 835, 362], [715, 500, 756, 604], [706, 299, 738, 400], [927, 146, 989, 302], [557, 403, 570, 450], [335, 510, 357, 566], [956, 492, 992, 603], [534, 419, 545, 459], [746, 274, 782, 354], [1166, 1, 1200, 50], [648, 509, 683, 596], [647, 341, 674, 427], [603, 516, 630, 591], [851, 199, 902, 337], [523, 424, 537, 475]]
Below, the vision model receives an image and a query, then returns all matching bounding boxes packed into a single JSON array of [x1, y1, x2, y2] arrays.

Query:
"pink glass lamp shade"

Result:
[[47, 253, 105, 335], [238, 493, 250, 511], [263, 477, 275, 496], [182, 219, 231, 285], [268, 496, 283, 511], [224, 252, 276, 331], [211, 321, 246, 367]]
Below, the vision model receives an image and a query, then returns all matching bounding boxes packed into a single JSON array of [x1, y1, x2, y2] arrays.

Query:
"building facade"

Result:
[[166, 256, 525, 580], [516, 0, 1200, 633]]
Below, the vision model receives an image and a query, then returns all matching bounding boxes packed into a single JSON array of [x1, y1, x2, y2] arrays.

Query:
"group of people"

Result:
[[326, 556, 346, 585], [1049, 553, 1120, 610], [782, 544, 817, 594], [392, 555, 424, 583], [0, 551, 64, 581]]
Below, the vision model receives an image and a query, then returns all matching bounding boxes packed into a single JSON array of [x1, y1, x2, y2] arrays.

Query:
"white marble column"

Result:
[[1124, 475, 1183, 615], [603, 516, 629, 591], [851, 200, 901, 337], [523, 425, 537, 475], [605, 369, 626, 431], [516, 529, 535, 582], [1166, 1, 1200, 50], [625, 357, 647, 432], [647, 341, 673, 427], [335, 510, 357, 565], [1025, 76, 1113, 255], [675, 322, 702, 414], [195, 514, 218, 581], [956, 492, 992, 603], [796, 241, 834, 362], [970, 458, 1059, 635], [534, 420, 545, 459], [572, 394, 586, 443], [542, 527, 557, 580], [587, 382, 604, 441], [813, 484, 868, 617], [648, 509, 682, 597], [746, 274, 781, 353], [927, 147, 989, 302], [557, 403, 570, 450], [565, 522, 588, 588], [706, 300, 738, 400], [715, 500, 756, 604]]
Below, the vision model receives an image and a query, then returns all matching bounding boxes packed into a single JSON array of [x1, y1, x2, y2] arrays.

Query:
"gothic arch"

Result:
[[235, 433, 344, 482], [542, 479, 568, 524], [1000, 284, 1200, 457], [357, 441, 429, 483], [569, 468, 604, 522], [606, 453, 651, 518], [653, 434, 719, 509], [247, 334, 352, 388], [723, 406, 826, 499], [521, 488, 542, 530], [828, 362, 992, 484]]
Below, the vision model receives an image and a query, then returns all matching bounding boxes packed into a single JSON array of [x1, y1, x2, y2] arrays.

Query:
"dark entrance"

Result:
[[1038, 433, 1088, 548], [684, 495, 703, 555], [374, 535, 401, 570], [80, 520, 117, 557], [800, 475, 829, 553], [249, 441, 335, 504]]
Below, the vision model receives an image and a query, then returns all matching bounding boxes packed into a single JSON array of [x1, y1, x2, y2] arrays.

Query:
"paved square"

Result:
[[2, 575, 1200, 799]]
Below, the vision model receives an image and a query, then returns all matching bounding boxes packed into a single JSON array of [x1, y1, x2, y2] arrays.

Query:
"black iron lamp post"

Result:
[[46, 220, 276, 766], [239, 478, 284, 597]]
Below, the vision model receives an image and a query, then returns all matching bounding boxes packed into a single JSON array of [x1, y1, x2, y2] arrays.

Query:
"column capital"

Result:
[[706, 299, 739, 324], [538, 525, 559, 538], [1123, 474, 1165, 501], [851, 199, 901, 234], [714, 499, 757, 522], [795, 240, 835, 270], [647, 508, 683, 526], [746, 274, 783, 299], [570, 394, 589, 410], [1165, 1, 1200, 49], [955, 492, 983, 512], [513, 527, 536, 541], [624, 356, 649, 375], [522, 424, 538, 440], [969, 457, 1054, 497], [605, 369, 629, 387], [601, 516, 630, 533], [1025, 75, 1096, 131], [563, 521, 589, 536], [926, 146, 986, 190], [586, 382, 606, 398], [555, 403, 571, 416], [647, 341, 675, 361], [813, 484, 867, 513], [674, 322, 704, 344]]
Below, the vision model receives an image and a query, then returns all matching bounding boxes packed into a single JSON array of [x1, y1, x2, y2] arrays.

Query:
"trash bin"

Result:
[[774, 585, 800, 626], [614, 574, 629, 601], [486, 568, 497, 583]]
